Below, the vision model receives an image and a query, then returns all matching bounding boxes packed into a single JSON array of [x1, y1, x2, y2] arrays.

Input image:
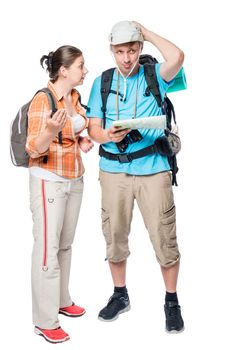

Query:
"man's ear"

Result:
[[109, 44, 113, 52], [140, 42, 144, 52]]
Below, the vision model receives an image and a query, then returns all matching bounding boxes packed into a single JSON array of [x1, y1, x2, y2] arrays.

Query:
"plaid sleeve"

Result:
[[26, 92, 50, 158]]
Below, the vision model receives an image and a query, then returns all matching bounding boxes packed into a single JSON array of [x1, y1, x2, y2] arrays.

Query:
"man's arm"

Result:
[[134, 22, 184, 82], [88, 118, 130, 144]]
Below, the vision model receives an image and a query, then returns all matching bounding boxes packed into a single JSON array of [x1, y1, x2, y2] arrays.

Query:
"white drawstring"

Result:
[[111, 51, 141, 101]]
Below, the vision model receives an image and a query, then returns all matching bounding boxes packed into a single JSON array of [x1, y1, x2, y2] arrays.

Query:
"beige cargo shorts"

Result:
[[99, 170, 180, 268]]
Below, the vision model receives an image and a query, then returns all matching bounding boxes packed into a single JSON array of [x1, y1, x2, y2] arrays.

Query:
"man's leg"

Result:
[[135, 172, 184, 332], [109, 260, 127, 287], [98, 171, 134, 321], [161, 260, 179, 293], [162, 261, 184, 333], [99, 259, 130, 321]]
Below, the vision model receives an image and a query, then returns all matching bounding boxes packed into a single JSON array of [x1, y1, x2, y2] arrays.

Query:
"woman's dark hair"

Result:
[[40, 45, 82, 82]]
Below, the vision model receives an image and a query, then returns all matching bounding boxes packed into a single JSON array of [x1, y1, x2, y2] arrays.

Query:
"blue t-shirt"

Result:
[[86, 63, 174, 175]]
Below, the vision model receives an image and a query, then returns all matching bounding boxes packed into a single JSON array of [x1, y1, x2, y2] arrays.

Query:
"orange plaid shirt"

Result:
[[26, 82, 88, 179]]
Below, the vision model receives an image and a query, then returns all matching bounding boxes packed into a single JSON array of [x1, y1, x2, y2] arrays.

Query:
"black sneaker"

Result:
[[98, 292, 130, 321], [164, 301, 184, 333]]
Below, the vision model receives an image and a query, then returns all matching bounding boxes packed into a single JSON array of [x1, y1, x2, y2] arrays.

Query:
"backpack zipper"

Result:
[[10, 120, 17, 165], [18, 108, 22, 134]]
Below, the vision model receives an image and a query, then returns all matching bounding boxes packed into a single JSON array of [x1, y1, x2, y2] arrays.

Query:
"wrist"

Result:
[[45, 127, 57, 139], [105, 129, 111, 142]]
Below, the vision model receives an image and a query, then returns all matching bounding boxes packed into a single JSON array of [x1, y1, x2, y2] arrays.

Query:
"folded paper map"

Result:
[[113, 115, 166, 130]]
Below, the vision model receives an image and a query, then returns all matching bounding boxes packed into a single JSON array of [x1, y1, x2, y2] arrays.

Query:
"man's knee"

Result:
[[157, 254, 180, 268]]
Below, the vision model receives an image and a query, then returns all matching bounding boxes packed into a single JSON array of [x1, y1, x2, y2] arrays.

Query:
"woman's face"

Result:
[[65, 55, 88, 86]]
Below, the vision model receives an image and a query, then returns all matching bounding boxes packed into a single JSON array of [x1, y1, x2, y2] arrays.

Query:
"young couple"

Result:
[[27, 20, 185, 343]]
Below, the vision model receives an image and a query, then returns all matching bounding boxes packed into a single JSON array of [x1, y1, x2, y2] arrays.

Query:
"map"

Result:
[[113, 115, 166, 130]]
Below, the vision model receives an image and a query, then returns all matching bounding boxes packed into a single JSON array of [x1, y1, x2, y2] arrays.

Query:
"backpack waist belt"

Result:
[[99, 143, 159, 163]]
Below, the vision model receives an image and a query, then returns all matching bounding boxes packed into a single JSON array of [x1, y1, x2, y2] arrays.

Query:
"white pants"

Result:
[[29, 175, 83, 329]]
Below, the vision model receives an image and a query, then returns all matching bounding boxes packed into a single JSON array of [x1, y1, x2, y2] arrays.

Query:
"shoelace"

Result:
[[167, 304, 180, 318], [107, 292, 128, 309]]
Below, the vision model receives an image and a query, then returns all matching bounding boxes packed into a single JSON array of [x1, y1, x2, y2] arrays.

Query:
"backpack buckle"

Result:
[[117, 153, 132, 163]]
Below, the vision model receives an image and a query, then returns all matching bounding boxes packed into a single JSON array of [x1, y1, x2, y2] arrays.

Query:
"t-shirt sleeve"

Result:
[[86, 76, 103, 118], [155, 63, 175, 98]]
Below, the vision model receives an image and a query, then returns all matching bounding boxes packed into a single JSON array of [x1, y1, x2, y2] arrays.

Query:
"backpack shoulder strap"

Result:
[[69, 88, 90, 112], [143, 64, 162, 107], [143, 64, 177, 130], [38, 88, 62, 147], [163, 96, 176, 130], [37, 88, 57, 113], [35, 88, 61, 164], [101, 68, 115, 129], [78, 94, 90, 112]]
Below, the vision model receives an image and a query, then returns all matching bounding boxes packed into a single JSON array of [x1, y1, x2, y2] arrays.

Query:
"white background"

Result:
[[1, 0, 233, 348]]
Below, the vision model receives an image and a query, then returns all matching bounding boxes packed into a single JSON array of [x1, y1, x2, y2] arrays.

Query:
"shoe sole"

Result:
[[34, 327, 70, 343], [59, 309, 86, 317], [98, 304, 131, 322], [165, 326, 185, 334]]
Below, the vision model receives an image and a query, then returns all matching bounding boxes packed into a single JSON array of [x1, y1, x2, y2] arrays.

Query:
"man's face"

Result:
[[111, 41, 142, 76]]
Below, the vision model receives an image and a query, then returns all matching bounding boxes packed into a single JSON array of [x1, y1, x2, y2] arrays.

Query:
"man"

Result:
[[87, 20, 185, 332]]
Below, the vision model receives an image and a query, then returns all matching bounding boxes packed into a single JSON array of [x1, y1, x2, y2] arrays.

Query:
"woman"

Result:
[[26, 45, 93, 343]]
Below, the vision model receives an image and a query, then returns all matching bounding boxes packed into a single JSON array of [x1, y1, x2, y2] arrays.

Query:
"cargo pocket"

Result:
[[101, 208, 112, 245], [161, 204, 177, 249]]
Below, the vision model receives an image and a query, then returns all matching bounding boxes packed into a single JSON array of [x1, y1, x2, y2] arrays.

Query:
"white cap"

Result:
[[108, 21, 144, 45]]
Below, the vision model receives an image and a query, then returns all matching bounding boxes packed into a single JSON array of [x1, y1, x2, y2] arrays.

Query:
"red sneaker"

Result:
[[34, 326, 70, 343], [59, 302, 86, 317]]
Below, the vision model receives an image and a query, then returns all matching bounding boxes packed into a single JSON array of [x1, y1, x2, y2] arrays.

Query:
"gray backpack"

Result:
[[10, 88, 56, 167]]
